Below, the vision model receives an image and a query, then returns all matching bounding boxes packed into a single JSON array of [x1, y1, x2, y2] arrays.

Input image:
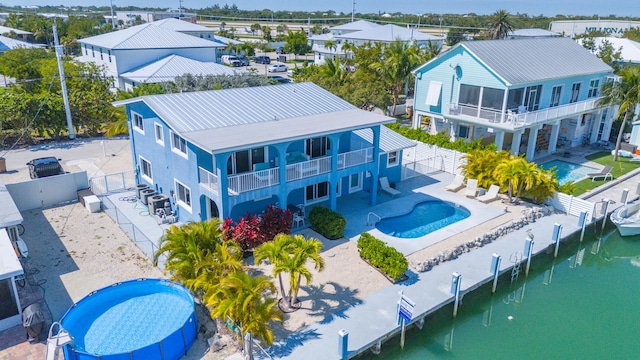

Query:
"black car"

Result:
[[275, 46, 286, 54], [268, 75, 292, 84], [254, 55, 271, 64], [237, 56, 250, 66], [27, 157, 65, 179]]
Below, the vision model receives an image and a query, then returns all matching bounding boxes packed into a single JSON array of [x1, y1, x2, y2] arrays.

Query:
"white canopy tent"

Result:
[[0, 179, 24, 331]]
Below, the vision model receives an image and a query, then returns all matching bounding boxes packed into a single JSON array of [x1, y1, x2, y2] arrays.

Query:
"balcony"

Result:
[[199, 167, 218, 196], [337, 147, 374, 170], [228, 167, 280, 195], [286, 156, 331, 182], [447, 98, 601, 129]]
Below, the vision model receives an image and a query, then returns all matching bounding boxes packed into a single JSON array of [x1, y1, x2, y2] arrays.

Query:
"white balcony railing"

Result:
[[337, 147, 374, 170], [199, 167, 218, 195], [448, 98, 601, 128], [286, 156, 331, 182], [228, 167, 280, 195]]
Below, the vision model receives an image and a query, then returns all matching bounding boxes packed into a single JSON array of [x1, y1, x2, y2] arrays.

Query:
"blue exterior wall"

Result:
[[125, 101, 392, 223]]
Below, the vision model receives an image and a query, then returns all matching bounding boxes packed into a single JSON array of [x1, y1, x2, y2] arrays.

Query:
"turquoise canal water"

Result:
[[375, 225, 640, 359]]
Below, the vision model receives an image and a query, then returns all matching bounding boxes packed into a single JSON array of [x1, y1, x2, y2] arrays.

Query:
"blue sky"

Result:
[[12, 0, 637, 17]]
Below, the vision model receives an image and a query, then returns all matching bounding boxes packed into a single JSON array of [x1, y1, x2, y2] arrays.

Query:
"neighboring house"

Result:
[[550, 19, 640, 38], [151, 18, 242, 48], [577, 37, 640, 65], [114, 10, 197, 25], [78, 23, 225, 90], [508, 28, 560, 39], [119, 54, 241, 90], [311, 20, 444, 65], [0, 25, 32, 41], [113, 82, 414, 223], [0, 35, 44, 54], [412, 37, 615, 161]]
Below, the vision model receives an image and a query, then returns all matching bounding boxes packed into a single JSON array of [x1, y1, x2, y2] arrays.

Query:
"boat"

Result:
[[610, 201, 640, 237]]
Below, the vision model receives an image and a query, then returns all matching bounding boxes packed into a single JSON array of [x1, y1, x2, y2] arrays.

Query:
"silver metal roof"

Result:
[[336, 24, 444, 42], [79, 23, 224, 50], [0, 179, 22, 228], [330, 20, 381, 32], [461, 37, 613, 85], [353, 126, 416, 153], [0, 35, 43, 51], [508, 28, 559, 37], [114, 82, 394, 153], [0, 25, 32, 35], [120, 55, 239, 83], [579, 37, 640, 63]]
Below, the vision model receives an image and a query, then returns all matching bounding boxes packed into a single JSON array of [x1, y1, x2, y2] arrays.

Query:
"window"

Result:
[[480, 87, 505, 111], [139, 156, 152, 181], [227, 147, 266, 175], [170, 131, 188, 158], [91, 46, 94, 57], [108, 50, 111, 63], [131, 111, 144, 133], [506, 88, 524, 110], [175, 180, 191, 212], [387, 151, 399, 167], [550, 85, 562, 107], [587, 79, 599, 98], [524, 85, 542, 111], [306, 137, 330, 158], [458, 125, 469, 139], [305, 182, 329, 203], [459, 84, 480, 106], [99, 48, 103, 60], [154, 123, 164, 145], [570, 83, 581, 103], [84, 45, 87, 55]]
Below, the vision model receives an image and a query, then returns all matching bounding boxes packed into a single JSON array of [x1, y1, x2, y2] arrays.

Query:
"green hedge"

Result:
[[386, 122, 496, 153], [308, 206, 347, 240], [357, 232, 408, 280]]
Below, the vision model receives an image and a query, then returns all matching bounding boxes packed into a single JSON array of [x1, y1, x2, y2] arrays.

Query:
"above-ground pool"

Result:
[[376, 200, 470, 238], [540, 159, 598, 185], [61, 278, 197, 360]]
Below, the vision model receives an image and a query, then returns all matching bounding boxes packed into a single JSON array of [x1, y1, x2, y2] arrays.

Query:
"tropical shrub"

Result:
[[462, 149, 510, 189], [387, 122, 496, 153], [357, 232, 408, 280], [308, 206, 346, 239], [260, 204, 293, 241], [222, 205, 294, 251]]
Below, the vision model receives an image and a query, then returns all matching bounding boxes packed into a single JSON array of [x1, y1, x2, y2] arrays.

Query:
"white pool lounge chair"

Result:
[[587, 165, 613, 182], [379, 177, 400, 196], [445, 174, 465, 192], [477, 185, 500, 203], [465, 179, 478, 198]]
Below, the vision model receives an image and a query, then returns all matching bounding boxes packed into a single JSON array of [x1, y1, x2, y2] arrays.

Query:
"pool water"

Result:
[[540, 159, 597, 185], [376, 200, 470, 238], [376, 226, 640, 359]]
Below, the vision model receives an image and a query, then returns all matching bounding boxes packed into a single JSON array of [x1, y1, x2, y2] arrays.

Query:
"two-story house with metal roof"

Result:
[[412, 37, 615, 161], [78, 22, 225, 90], [114, 83, 414, 223]]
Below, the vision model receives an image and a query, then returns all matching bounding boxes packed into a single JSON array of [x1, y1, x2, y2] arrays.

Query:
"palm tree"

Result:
[[599, 65, 640, 161], [493, 156, 538, 204], [462, 149, 510, 189], [319, 58, 349, 85], [254, 234, 292, 304], [285, 235, 324, 306], [324, 40, 337, 60], [207, 271, 283, 355], [194, 240, 244, 297], [487, 10, 514, 40]]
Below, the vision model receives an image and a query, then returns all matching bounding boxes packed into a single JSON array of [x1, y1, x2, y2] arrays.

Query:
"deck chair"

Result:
[[477, 185, 500, 203], [445, 174, 465, 192], [379, 177, 401, 196], [464, 179, 478, 198], [587, 165, 613, 182]]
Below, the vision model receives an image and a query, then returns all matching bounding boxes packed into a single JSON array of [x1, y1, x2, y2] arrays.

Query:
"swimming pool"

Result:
[[540, 159, 598, 185], [376, 200, 470, 238], [61, 278, 197, 360]]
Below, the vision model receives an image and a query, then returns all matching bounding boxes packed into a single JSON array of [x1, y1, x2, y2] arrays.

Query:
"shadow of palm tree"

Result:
[[297, 281, 362, 324], [261, 328, 321, 358]]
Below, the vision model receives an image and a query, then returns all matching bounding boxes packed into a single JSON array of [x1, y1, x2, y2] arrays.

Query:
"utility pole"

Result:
[[110, 0, 116, 29], [53, 24, 75, 140], [179, 0, 184, 16], [351, 0, 356, 22]]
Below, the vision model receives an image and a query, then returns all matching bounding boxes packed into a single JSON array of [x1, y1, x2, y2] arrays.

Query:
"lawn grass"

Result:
[[572, 151, 640, 195]]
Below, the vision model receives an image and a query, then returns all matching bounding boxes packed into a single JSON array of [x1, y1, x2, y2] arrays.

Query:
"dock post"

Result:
[[552, 223, 562, 258], [524, 235, 534, 276], [451, 272, 462, 318], [601, 198, 611, 232], [621, 188, 630, 206], [490, 253, 501, 294], [338, 329, 348, 360], [578, 211, 587, 243]]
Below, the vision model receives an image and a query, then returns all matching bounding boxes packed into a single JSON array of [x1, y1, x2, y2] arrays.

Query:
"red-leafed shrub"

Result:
[[223, 204, 293, 251], [260, 204, 293, 241]]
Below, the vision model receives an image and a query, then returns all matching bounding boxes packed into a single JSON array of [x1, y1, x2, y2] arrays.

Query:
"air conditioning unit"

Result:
[[140, 189, 156, 205], [135, 184, 149, 199], [149, 194, 170, 216]]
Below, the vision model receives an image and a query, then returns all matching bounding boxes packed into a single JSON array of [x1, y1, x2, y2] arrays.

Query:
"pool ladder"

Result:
[[46, 322, 73, 360], [367, 212, 381, 226]]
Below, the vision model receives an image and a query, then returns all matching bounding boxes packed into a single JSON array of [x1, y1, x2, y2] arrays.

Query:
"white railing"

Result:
[[228, 167, 279, 194], [90, 170, 137, 195], [286, 156, 331, 181], [198, 167, 219, 195], [338, 147, 374, 169], [448, 98, 601, 128]]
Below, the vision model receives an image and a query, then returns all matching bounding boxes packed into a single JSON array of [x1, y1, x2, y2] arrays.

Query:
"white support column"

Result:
[[449, 122, 457, 142], [526, 125, 540, 161], [548, 121, 560, 154], [511, 130, 523, 156], [495, 131, 505, 151]]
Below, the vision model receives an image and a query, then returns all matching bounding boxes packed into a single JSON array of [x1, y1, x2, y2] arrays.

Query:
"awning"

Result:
[[425, 81, 442, 106], [0, 229, 23, 279]]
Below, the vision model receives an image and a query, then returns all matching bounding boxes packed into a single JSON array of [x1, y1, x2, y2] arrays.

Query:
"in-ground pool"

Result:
[[376, 200, 470, 238], [540, 159, 598, 185], [61, 278, 197, 360]]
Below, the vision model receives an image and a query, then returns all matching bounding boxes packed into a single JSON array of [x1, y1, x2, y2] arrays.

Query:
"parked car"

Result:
[[276, 46, 286, 54], [267, 64, 288, 73], [27, 157, 64, 179], [237, 56, 250, 66], [221, 55, 241, 67], [268, 75, 292, 84], [254, 55, 271, 64]]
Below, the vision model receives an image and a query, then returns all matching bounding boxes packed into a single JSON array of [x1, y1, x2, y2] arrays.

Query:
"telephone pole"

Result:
[[351, 0, 356, 22], [110, 0, 116, 28], [53, 24, 75, 140]]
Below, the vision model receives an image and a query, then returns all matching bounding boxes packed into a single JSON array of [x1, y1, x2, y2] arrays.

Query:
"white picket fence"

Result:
[[545, 192, 596, 223]]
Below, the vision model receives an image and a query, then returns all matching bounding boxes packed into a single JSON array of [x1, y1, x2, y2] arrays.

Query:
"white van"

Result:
[[221, 55, 241, 67]]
